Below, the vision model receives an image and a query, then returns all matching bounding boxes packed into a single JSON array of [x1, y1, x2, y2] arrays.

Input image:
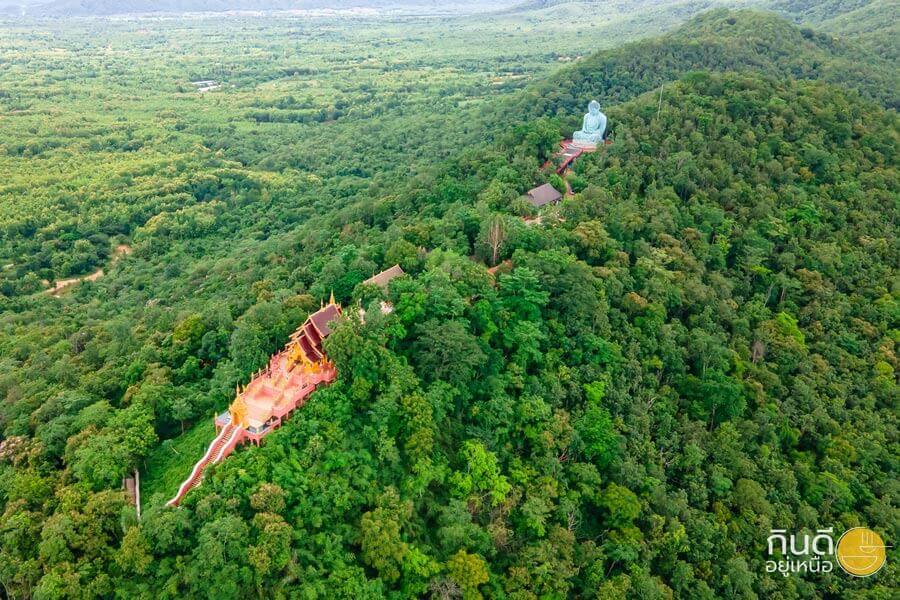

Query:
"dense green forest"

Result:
[[774, 0, 900, 63], [0, 4, 897, 599], [0, 1, 752, 296], [499, 7, 899, 124]]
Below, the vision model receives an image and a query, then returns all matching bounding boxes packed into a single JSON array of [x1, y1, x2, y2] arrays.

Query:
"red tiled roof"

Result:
[[287, 302, 342, 362], [309, 303, 341, 337], [305, 322, 321, 345]]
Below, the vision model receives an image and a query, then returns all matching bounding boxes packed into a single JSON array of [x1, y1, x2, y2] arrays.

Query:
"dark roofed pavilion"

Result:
[[363, 264, 405, 290], [526, 183, 562, 208]]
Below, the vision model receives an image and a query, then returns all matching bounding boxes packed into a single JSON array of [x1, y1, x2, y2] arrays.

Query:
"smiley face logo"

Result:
[[836, 528, 888, 577]]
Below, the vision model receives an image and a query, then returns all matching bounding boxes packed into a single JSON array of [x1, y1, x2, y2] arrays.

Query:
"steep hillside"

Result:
[[2, 63, 897, 600], [769, 0, 898, 62], [771, 0, 889, 23], [133, 72, 897, 598], [0, 7, 896, 599], [501, 8, 897, 130]]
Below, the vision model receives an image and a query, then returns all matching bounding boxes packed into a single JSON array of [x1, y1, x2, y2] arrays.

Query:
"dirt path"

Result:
[[45, 243, 132, 297], [48, 269, 105, 295]]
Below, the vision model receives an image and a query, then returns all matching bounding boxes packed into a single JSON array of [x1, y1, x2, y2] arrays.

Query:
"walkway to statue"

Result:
[[545, 138, 613, 175]]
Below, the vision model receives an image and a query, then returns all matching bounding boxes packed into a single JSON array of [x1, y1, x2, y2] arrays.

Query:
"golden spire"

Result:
[[329, 289, 336, 306], [230, 395, 248, 428]]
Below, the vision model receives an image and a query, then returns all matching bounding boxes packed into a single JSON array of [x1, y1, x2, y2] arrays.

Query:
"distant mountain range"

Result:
[[5, 0, 895, 26], [504, 1, 897, 61], [0, 0, 515, 17]]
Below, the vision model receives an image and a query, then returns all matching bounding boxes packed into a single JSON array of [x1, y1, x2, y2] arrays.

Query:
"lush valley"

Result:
[[0, 3, 897, 599], [0, 1, 752, 298]]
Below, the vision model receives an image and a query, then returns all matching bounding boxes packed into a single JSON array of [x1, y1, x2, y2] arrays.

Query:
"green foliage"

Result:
[[445, 549, 489, 599], [501, 7, 898, 131], [0, 6, 897, 599], [360, 488, 412, 582], [68, 403, 157, 490], [577, 380, 620, 467], [450, 441, 511, 509], [548, 173, 566, 195]]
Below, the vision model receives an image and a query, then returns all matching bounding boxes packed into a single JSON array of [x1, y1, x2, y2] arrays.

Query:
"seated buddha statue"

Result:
[[573, 100, 607, 147]]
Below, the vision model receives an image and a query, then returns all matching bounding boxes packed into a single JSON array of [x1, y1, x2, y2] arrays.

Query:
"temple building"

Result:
[[362, 264, 404, 290], [360, 265, 405, 315], [168, 299, 342, 507], [220, 298, 341, 441], [526, 183, 563, 209]]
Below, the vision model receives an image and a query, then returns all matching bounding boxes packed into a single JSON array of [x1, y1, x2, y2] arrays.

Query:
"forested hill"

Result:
[[772, 0, 897, 31], [498, 8, 898, 130], [0, 7, 897, 598], [772, 0, 900, 62], [122, 73, 900, 598]]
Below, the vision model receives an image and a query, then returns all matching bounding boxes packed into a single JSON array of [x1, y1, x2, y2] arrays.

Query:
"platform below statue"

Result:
[[570, 138, 613, 151], [543, 139, 612, 175], [560, 140, 597, 154]]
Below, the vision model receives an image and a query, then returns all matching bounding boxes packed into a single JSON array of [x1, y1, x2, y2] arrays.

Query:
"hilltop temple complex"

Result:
[[542, 100, 612, 177], [167, 298, 342, 506]]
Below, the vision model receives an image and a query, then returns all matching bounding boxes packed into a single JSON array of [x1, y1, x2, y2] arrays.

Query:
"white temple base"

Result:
[[571, 140, 598, 151]]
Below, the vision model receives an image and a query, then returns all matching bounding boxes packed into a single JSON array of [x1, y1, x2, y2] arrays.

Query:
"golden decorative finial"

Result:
[[329, 289, 335, 305], [230, 395, 248, 428]]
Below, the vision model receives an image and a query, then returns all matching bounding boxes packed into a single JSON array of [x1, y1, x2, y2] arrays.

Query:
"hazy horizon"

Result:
[[0, 0, 523, 18]]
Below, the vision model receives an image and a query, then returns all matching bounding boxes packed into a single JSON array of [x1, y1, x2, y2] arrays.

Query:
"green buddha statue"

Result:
[[573, 100, 607, 147]]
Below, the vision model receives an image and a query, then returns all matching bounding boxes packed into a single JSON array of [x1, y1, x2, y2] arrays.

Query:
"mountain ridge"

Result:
[[498, 8, 898, 132]]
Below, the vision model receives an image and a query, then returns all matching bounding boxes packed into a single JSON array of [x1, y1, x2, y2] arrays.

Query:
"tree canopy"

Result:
[[0, 6, 897, 599]]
